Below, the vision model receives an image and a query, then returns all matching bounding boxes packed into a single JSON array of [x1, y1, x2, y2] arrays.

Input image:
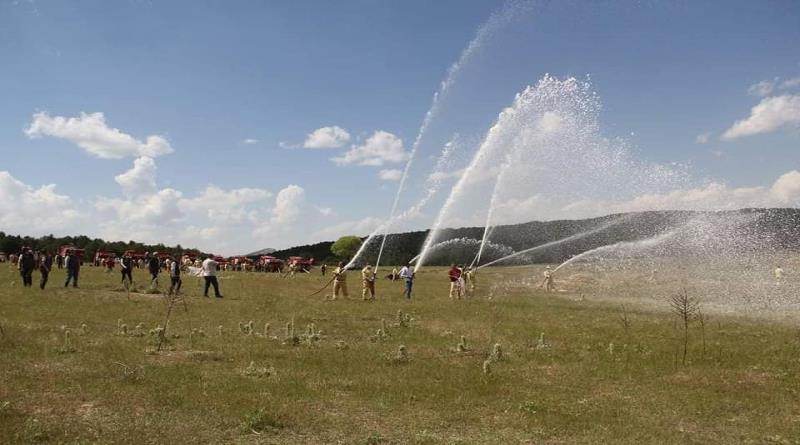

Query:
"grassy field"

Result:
[[1, 263, 799, 444]]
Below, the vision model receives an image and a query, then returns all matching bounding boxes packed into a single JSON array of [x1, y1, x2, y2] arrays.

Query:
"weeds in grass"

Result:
[[240, 408, 285, 435], [456, 335, 470, 352], [535, 333, 550, 351], [670, 288, 700, 365], [57, 328, 76, 353], [365, 431, 385, 444], [518, 401, 541, 415], [218, 325, 224, 336], [491, 343, 503, 361], [697, 311, 709, 359], [79, 323, 88, 335], [335, 340, 348, 350], [118, 324, 128, 336], [482, 359, 492, 375], [263, 322, 270, 337], [242, 361, 276, 378], [113, 361, 145, 382], [389, 345, 409, 363]]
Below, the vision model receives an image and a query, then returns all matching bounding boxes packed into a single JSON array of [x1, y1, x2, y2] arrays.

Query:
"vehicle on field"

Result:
[[260, 255, 285, 273]]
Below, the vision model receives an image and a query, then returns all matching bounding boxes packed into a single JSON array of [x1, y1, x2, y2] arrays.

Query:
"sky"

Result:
[[1, 0, 799, 255]]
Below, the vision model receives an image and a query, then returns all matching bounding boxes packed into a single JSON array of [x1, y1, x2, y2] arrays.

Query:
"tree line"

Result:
[[0, 232, 203, 260]]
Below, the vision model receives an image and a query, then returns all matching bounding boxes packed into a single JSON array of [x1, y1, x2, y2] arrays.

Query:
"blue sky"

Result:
[[1, 0, 799, 254]]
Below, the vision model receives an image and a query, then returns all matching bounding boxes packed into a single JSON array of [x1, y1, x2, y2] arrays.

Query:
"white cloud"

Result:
[[115, 156, 157, 196], [695, 132, 711, 144], [303, 126, 351, 149], [378, 169, 402, 181], [748, 78, 778, 97], [96, 188, 185, 225], [316, 206, 334, 216], [311, 216, 382, 240], [270, 184, 305, 225], [332, 131, 409, 166], [25, 112, 173, 159], [780, 77, 800, 90], [242, 138, 258, 144], [180, 185, 272, 223], [770, 170, 800, 204], [429, 168, 466, 182], [0, 171, 80, 234], [721, 95, 800, 140]]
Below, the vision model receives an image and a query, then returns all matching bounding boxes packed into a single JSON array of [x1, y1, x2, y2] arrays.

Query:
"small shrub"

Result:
[[240, 408, 285, 435]]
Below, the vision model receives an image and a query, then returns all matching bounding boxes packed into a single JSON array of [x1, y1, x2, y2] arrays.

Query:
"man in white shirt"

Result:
[[202, 254, 223, 298], [399, 264, 414, 299]]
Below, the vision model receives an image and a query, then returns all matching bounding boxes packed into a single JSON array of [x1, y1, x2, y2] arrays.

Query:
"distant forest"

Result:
[[270, 208, 800, 266], [0, 232, 203, 260], [4, 208, 799, 266]]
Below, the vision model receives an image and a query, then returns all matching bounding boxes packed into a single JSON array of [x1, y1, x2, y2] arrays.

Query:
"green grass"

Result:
[[1, 264, 799, 444]]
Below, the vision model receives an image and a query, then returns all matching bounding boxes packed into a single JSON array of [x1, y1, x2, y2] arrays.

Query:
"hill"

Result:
[[267, 208, 800, 266]]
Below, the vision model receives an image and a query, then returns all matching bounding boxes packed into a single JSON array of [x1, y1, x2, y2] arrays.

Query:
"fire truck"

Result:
[[287, 256, 314, 272], [259, 256, 284, 273], [94, 250, 117, 266]]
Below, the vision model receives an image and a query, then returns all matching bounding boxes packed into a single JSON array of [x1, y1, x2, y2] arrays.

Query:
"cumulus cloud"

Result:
[[748, 78, 778, 97], [25, 112, 173, 159], [0, 171, 80, 234], [721, 95, 800, 140], [378, 169, 402, 181], [242, 138, 258, 144], [303, 126, 351, 149], [96, 188, 185, 225], [270, 184, 305, 225], [115, 156, 157, 196], [332, 131, 409, 167], [180, 185, 272, 223], [749, 76, 800, 97], [311, 216, 382, 240]]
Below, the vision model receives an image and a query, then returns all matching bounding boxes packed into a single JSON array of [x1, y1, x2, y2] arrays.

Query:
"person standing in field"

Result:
[[38, 250, 52, 290], [541, 266, 555, 292], [391, 267, 399, 282], [775, 265, 785, 286], [399, 263, 415, 299], [331, 261, 348, 300], [64, 249, 80, 288], [147, 253, 160, 289], [464, 267, 476, 296], [320, 263, 327, 276], [361, 263, 376, 301], [448, 264, 462, 299], [18, 248, 35, 288], [120, 253, 134, 286], [202, 254, 223, 298], [168, 256, 182, 295]]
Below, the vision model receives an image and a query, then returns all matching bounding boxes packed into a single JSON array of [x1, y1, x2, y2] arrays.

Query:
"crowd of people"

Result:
[[7, 248, 224, 298]]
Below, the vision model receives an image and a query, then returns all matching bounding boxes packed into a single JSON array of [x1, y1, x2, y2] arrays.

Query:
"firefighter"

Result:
[[38, 250, 52, 290], [775, 265, 785, 286], [19, 248, 35, 287], [362, 263, 376, 301], [541, 266, 555, 292], [331, 261, 348, 300], [448, 264, 462, 299], [464, 267, 476, 296]]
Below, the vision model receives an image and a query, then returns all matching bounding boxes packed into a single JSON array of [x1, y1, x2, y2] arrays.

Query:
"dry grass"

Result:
[[1, 262, 800, 443]]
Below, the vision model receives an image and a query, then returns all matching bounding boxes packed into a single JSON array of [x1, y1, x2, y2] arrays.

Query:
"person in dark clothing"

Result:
[[147, 254, 160, 289], [19, 248, 35, 287], [120, 253, 134, 285], [38, 250, 52, 289], [55, 253, 63, 269], [64, 250, 80, 287], [168, 257, 182, 295], [320, 264, 327, 276]]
